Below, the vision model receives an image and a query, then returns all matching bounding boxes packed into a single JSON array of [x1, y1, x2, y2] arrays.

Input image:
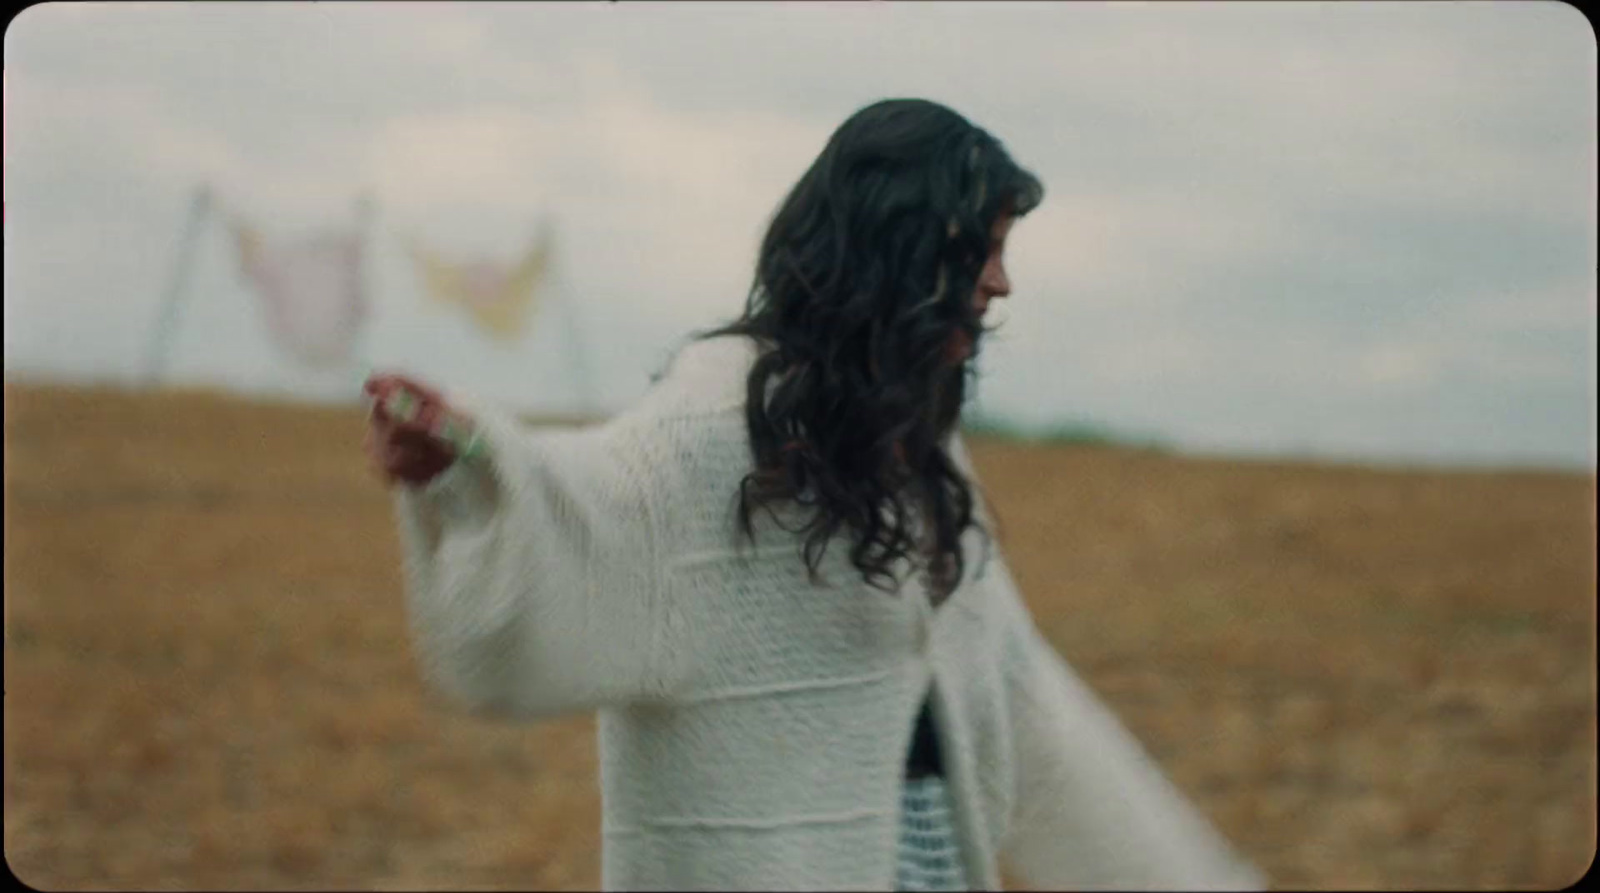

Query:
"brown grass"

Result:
[[4, 381, 1595, 890]]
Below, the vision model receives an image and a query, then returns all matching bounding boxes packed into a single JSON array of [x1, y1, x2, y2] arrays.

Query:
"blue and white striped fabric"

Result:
[[896, 775, 968, 891]]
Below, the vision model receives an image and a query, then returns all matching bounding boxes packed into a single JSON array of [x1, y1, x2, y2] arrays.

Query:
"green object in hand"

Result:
[[384, 389, 485, 463], [385, 389, 419, 424]]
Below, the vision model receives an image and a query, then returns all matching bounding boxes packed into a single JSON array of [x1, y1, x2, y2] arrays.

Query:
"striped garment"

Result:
[[896, 775, 968, 891]]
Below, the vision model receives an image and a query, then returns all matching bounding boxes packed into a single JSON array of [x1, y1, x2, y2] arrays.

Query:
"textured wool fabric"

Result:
[[392, 334, 1267, 892]]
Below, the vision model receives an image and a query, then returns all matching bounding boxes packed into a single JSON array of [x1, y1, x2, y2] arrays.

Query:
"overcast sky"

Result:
[[5, 1, 1596, 471]]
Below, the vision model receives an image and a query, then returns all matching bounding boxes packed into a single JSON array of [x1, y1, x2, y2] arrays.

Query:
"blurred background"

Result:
[[4, 1, 1595, 890]]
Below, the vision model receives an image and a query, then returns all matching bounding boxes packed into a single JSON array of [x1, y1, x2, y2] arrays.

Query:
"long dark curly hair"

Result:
[[684, 98, 1043, 605]]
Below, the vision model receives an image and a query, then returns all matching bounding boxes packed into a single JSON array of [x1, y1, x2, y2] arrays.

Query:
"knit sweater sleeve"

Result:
[[945, 434, 1265, 890], [994, 593, 1267, 890], [390, 398, 667, 721]]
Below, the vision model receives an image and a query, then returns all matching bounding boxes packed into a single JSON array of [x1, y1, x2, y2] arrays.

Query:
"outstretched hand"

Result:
[[362, 372, 474, 487]]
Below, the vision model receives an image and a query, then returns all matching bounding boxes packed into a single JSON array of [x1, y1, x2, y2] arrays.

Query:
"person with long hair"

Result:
[[364, 98, 1265, 891]]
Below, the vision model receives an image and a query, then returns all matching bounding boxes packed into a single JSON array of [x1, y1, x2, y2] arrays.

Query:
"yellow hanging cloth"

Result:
[[408, 226, 553, 342]]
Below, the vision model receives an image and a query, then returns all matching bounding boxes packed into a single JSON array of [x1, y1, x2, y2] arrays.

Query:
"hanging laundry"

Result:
[[406, 224, 553, 342], [228, 209, 368, 369]]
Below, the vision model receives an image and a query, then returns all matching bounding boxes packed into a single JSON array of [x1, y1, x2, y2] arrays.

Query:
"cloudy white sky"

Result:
[[5, 0, 1596, 470]]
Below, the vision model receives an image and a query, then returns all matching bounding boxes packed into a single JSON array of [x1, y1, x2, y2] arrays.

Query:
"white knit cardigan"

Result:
[[392, 335, 1266, 892]]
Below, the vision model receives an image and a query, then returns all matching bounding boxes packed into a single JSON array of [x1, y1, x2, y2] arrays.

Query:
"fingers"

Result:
[[362, 371, 462, 488], [365, 404, 411, 485], [363, 373, 405, 421], [364, 371, 433, 397], [364, 372, 450, 434], [364, 372, 446, 407], [369, 411, 452, 455], [387, 425, 448, 453], [364, 425, 403, 486]]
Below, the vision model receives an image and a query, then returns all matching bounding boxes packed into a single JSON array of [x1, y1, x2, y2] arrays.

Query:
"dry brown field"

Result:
[[4, 381, 1595, 890]]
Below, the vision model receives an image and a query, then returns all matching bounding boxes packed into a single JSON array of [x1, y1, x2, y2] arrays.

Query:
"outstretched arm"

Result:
[[995, 587, 1266, 890], [944, 431, 1265, 890], [370, 376, 671, 721]]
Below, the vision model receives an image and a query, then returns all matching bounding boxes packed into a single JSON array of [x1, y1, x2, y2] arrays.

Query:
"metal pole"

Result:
[[141, 184, 212, 386]]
